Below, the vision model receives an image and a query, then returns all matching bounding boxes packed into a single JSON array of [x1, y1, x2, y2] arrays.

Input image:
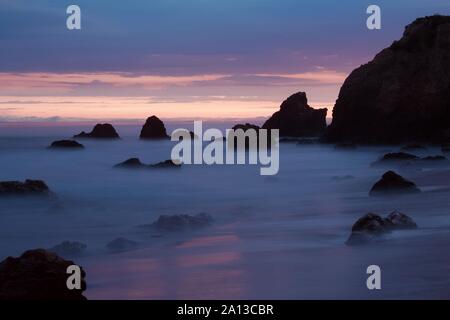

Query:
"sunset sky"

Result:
[[1, 0, 449, 123]]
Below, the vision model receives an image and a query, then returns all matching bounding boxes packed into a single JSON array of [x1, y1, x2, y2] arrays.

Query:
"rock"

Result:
[[49, 241, 87, 257], [140, 116, 169, 139], [228, 123, 270, 149], [150, 213, 213, 232], [346, 212, 417, 245], [49, 140, 84, 149], [0, 180, 49, 195], [114, 158, 145, 168], [149, 159, 182, 168], [262, 92, 327, 137], [0, 249, 86, 300], [422, 155, 447, 161], [401, 144, 426, 151], [372, 152, 419, 166], [326, 15, 450, 143], [384, 211, 418, 229], [369, 170, 421, 196], [74, 123, 119, 139], [106, 238, 139, 252]]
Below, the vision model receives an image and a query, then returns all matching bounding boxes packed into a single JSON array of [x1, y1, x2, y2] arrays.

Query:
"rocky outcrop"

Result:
[[49, 140, 84, 149], [0, 249, 86, 300], [150, 213, 213, 232], [326, 15, 450, 143], [49, 241, 87, 257], [262, 92, 327, 137], [0, 180, 49, 195], [346, 212, 417, 245], [106, 238, 138, 252], [74, 123, 119, 139], [369, 171, 421, 196], [140, 116, 169, 139], [114, 158, 181, 169]]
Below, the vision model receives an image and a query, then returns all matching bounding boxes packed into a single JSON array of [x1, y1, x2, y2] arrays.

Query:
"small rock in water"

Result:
[[140, 115, 169, 139], [49, 140, 84, 149], [369, 171, 421, 196], [421, 155, 447, 161], [151, 213, 213, 232], [149, 159, 182, 168], [49, 241, 87, 257], [0, 179, 49, 195], [0, 249, 87, 300], [106, 237, 139, 252], [114, 158, 145, 168], [74, 123, 119, 139], [346, 211, 417, 245]]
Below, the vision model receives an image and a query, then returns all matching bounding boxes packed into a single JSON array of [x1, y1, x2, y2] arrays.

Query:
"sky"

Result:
[[0, 0, 449, 123]]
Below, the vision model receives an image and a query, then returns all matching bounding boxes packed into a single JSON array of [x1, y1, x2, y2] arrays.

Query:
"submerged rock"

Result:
[[0, 180, 49, 195], [114, 158, 145, 168], [49, 140, 84, 149], [49, 241, 87, 257], [149, 159, 182, 168], [151, 213, 213, 232], [326, 15, 450, 143], [0, 249, 87, 300], [106, 238, 139, 252], [140, 116, 169, 139], [346, 211, 417, 245], [422, 155, 447, 161], [369, 171, 421, 196], [262, 92, 327, 137], [74, 123, 119, 139]]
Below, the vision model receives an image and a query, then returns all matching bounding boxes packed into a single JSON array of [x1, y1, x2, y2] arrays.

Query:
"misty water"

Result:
[[1, 122, 450, 299]]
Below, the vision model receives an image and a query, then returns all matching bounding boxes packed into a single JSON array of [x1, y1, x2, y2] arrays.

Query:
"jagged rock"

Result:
[[74, 123, 119, 139], [0, 249, 87, 300], [326, 15, 450, 143], [346, 211, 417, 245], [49, 140, 84, 149], [106, 238, 139, 252], [262, 92, 327, 137], [369, 171, 421, 196], [114, 158, 145, 168], [150, 213, 213, 232], [0, 180, 49, 195], [49, 241, 87, 257], [140, 116, 169, 139], [149, 159, 182, 168]]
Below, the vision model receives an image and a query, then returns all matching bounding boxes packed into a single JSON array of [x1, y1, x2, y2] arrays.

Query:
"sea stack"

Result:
[[326, 15, 450, 143], [140, 116, 170, 139], [262, 92, 327, 137], [74, 123, 120, 139]]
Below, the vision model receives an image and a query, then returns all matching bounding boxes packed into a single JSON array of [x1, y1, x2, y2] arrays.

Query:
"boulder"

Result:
[[326, 15, 450, 143], [140, 116, 169, 139], [369, 171, 421, 196], [346, 212, 417, 245], [106, 238, 139, 252], [114, 158, 145, 168], [49, 241, 87, 257], [150, 213, 213, 232], [0, 180, 49, 195], [0, 249, 87, 300], [262, 92, 327, 137], [149, 159, 182, 168], [74, 123, 119, 139], [49, 140, 84, 149]]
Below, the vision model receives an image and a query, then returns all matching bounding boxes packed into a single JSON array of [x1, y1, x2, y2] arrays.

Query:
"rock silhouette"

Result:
[[0, 249, 87, 300], [0, 180, 49, 195], [369, 171, 421, 196], [140, 116, 169, 139], [346, 211, 417, 245], [115, 158, 181, 168], [74, 123, 119, 139], [326, 15, 450, 143], [114, 158, 145, 168], [49, 140, 84, 149], [262, 92, 326, 137]]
